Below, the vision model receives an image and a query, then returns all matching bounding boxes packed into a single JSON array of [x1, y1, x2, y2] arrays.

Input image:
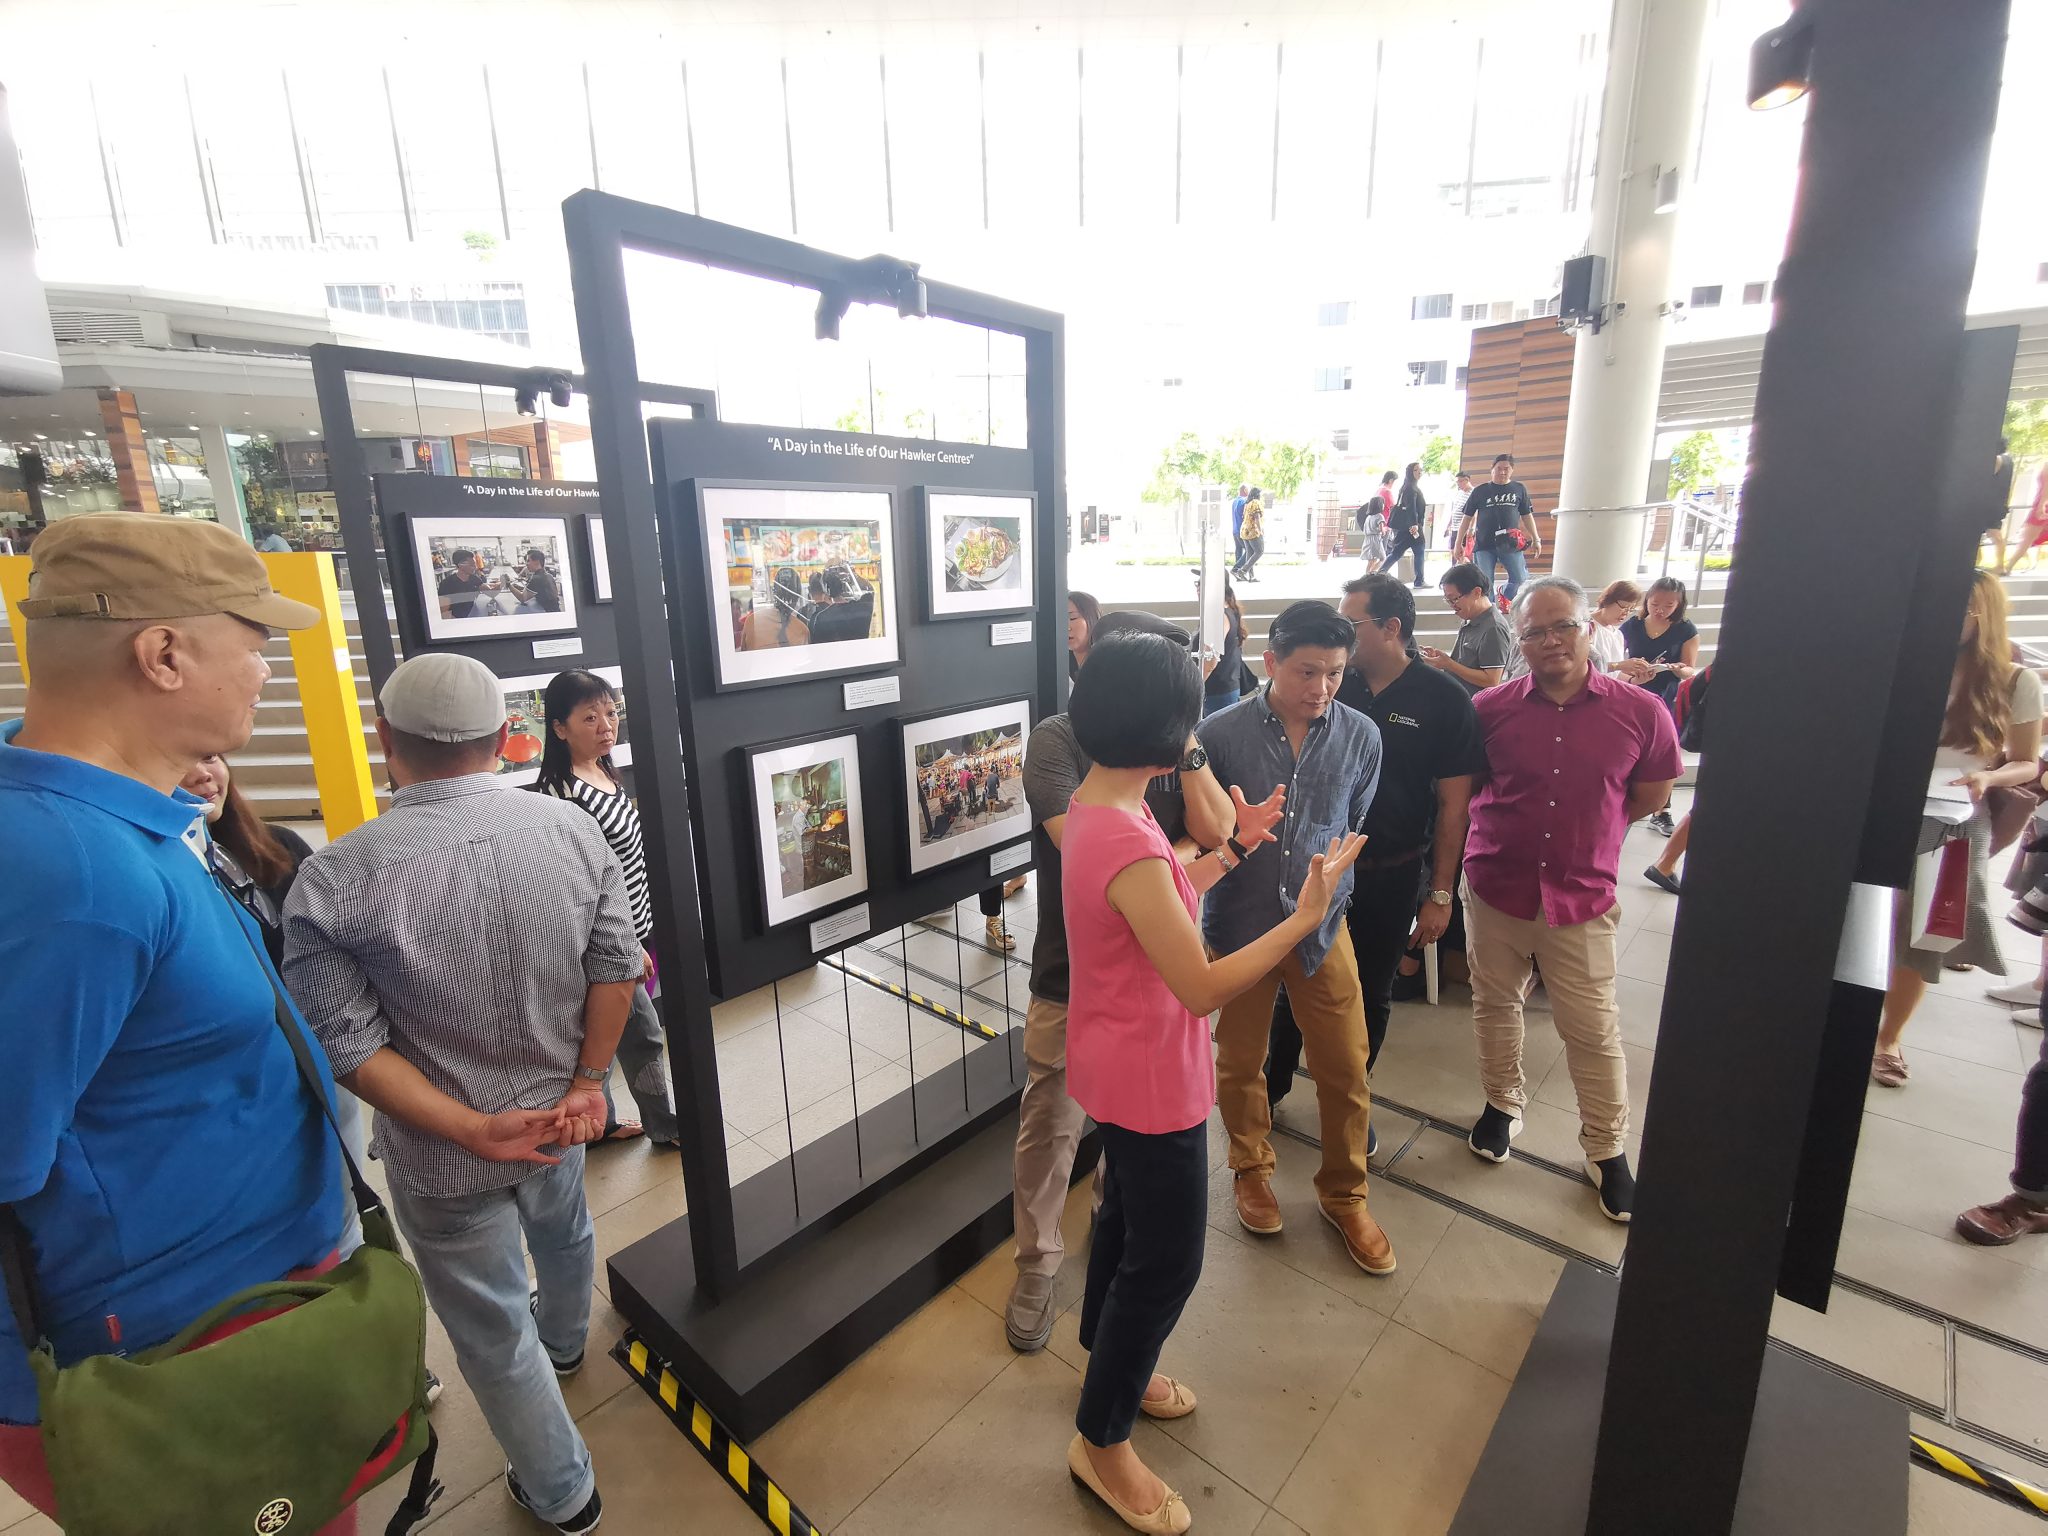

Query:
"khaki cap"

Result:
[[18, 512, 320, 630]]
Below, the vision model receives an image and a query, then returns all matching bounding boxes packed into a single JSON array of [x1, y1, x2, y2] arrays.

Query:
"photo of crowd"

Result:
[[910, 724, 1027, 860]]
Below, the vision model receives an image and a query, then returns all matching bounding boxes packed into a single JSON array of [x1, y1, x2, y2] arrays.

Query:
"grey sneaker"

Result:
[[1005, 1270, 1056, 1353]]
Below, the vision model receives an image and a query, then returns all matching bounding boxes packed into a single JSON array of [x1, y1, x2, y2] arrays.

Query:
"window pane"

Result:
[[786, 51, 888, 245], [389, 64, 503, 243], [190, 68, 306, 242], [95, 79, 213, 249], [1411, 293, 1452, 320], [685, 49, 794, 235], [291, 65, 409, 249], [1080, 45, 1176, 229], [1276, 40, 1374, 226], [587, 58, 696, 213], [1690, 285, 1722, 308], [985, 44, 1079, 230], [882, 47, 985, 237], [489, 61, 595, 245], [1181, 43, 1276, 224]]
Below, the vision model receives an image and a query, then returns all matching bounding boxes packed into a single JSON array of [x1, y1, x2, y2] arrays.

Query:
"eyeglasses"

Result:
[[1518, 620, 1584, 645]]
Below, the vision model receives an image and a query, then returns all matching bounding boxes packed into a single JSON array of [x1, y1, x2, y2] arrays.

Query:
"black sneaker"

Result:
[[1587, 1154, 1636, 1223], [507, 1467, 603, 1533], [530, 1290, 584, 1379], [1467, 1105, 1522, 1163]]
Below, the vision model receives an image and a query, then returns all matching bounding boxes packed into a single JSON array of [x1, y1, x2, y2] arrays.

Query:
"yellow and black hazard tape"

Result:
[[821, 956, 1000, 1041], [1911, 1432, 2048, 1520], [613, 1332, 825, 1536]]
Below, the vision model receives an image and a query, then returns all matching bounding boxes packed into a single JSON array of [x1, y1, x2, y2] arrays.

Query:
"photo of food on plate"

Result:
[[943, 513, 1023, 595], [770, 757, 854, 897]]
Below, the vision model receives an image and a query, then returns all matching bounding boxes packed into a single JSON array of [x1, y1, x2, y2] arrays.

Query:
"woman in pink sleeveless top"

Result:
[[1061, 631, 1364, 1533]]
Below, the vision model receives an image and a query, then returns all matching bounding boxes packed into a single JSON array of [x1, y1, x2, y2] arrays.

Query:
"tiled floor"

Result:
[[14, 804, 2044, 1535]]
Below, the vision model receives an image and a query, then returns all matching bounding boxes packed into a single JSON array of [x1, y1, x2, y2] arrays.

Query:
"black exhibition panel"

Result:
[[563, 189, 1072, 1436], [374, 473, 623, 683], [647, 418, 1043, 1001]]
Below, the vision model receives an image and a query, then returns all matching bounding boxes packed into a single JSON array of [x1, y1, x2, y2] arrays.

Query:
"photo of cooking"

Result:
[[745, 729, 869, 927]]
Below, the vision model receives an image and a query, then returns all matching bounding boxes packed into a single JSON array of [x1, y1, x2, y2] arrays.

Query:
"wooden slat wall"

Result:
[[1457, 319, 1577, 572]]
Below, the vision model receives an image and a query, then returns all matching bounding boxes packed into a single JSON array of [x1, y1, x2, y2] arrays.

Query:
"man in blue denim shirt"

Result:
[[1197, 600, 1394, 1274]]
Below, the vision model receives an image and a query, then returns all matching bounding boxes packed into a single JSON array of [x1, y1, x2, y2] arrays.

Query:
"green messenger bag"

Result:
[[0, 889, 444, 1536]]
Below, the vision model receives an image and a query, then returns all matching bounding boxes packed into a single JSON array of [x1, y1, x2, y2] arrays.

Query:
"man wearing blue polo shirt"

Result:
[[0, 515, 372, 1522]]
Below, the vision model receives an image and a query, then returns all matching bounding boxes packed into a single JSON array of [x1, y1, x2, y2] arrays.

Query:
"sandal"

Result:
[[1138, 1376, 1197, 1421], [602, 1118, 644, 1141], [1870, 1052, 1909, 1088]]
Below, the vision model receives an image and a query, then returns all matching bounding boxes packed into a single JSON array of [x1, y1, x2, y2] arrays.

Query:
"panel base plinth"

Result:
[[609, 1091, 1094, 1442], [1450, 1263, 1906, 1536]]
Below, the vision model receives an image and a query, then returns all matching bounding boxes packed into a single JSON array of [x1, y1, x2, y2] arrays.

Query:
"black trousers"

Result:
[[1075, 1119, 1208, 1447], [1379, 530, 1427, 585], [1268, 856, 1427, 1095]]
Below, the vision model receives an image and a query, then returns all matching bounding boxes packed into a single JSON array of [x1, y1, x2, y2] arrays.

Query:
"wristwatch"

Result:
[[1427, 889, 1454, 907], [575, 1064, 608, 1083], [1206, 842, 1238, 872], [1180, 744, 1209, 774]]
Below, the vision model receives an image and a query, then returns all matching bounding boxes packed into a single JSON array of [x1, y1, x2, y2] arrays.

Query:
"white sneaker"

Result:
[[1986, 979, 2044, 1006], [2016, 1008, 2043, 1029]]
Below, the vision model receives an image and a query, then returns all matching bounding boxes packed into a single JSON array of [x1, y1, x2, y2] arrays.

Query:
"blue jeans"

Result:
[[604, 983, 679, 1143], [1202, 688, 1239, 718], [1474, 544, 1528, 602], [390, 1150, 596, 1523]]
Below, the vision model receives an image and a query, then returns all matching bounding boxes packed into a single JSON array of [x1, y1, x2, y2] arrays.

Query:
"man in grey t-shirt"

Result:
[[1004, 612, 1234, 1355], [1424, 561, 1513, 695]]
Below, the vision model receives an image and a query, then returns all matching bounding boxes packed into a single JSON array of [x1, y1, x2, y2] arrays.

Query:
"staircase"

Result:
[[10, 578, 2048, 822]]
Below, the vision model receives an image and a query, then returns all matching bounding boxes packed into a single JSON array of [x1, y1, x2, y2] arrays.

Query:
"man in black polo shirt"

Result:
[[1268, 572, 1485, 1118]]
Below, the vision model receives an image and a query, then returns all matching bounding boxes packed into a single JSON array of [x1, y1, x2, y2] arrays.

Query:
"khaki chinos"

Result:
[[1463, 882, 1629, 1161]]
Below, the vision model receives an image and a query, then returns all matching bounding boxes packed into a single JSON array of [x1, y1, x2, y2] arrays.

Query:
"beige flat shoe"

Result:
[[1138, 1377, 1197, 1420], [1067, 1435, 1192, 1534], [1870, 1051, 1909, 1088]]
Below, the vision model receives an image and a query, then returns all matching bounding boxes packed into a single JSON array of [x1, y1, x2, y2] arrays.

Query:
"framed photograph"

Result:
[[492, 665, 633, 786], [586, 517, 612, 602], [900, 699, 1032, 875], [744, 731, 868, 928], [697, 483, 899, 690], [409, 516, 578, 642], [922, 490, 1034, 619]]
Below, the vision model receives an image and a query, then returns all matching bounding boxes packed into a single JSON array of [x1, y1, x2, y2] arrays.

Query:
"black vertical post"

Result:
[[561, 196, 745, 1298], [1027, 322, 1068, 712], [1586, 4, 2011, 1533], [313, 347, 399, 696]]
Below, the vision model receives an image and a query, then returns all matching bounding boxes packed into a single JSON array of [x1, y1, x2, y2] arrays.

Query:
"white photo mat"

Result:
[[747, 732, 869, 928], [408, 514, 579, 643], [900, 698, 1033, 875], [923, 490, 1035, 619], [586, 516, 612, 602], [699, 485, 899, 690]]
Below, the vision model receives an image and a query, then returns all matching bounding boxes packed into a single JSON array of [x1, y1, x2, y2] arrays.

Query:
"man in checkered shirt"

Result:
[[285, 652, 643, 1536]]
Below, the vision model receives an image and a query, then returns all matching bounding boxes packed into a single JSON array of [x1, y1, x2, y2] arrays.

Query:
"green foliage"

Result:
[[2005, 398, 2048, 463], [462, 230, 499, 257], [1141, 432, 1322, 506], [1667, 431, 1727, 496], [1419, 433, 1460, 476]]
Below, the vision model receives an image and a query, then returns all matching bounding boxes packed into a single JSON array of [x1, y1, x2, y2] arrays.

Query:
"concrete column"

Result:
[[95, 387, 160, 514], [1552, 0, 1712, 583], [198, 423, 250, 541]]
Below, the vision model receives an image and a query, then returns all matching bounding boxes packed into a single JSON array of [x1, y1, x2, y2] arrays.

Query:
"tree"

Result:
[[1142, 432, 1210, 505], [1140, 432, 1321, 505], [1419, 433, 1460, 476], [1667, 430, 1727, 496], [2005, 398, 2048, 463]]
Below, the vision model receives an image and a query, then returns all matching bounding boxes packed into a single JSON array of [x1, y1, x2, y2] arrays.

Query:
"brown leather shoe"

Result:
[[1321, 1203, 1396, 1275], [1956, 1193, 2048, 1246], [1233, 1173, 1282, 1235]]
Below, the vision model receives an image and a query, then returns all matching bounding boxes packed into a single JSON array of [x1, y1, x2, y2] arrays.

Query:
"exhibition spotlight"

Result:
[[1748, 12, 1814, 110], [514, 369, 576, 415], [815, 285, 850, 341]]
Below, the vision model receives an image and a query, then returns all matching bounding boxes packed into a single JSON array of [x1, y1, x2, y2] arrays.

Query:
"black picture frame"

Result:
[[739, 727, 870, 931], [918, 486, 1037, 621], [689, 477, 902, 694], [897, 695, 1034, 877]]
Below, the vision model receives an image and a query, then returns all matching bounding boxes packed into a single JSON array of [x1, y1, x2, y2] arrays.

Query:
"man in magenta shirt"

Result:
[[1462, 575, 1682, 1223]]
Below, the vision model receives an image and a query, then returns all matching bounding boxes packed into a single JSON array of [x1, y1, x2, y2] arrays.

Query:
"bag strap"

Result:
[[210, 872, 384, 1223], [0, 871, 388, 1355]]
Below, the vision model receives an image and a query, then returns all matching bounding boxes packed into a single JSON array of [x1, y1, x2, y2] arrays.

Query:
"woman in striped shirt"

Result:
[[534, 669, 680, 1147]]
